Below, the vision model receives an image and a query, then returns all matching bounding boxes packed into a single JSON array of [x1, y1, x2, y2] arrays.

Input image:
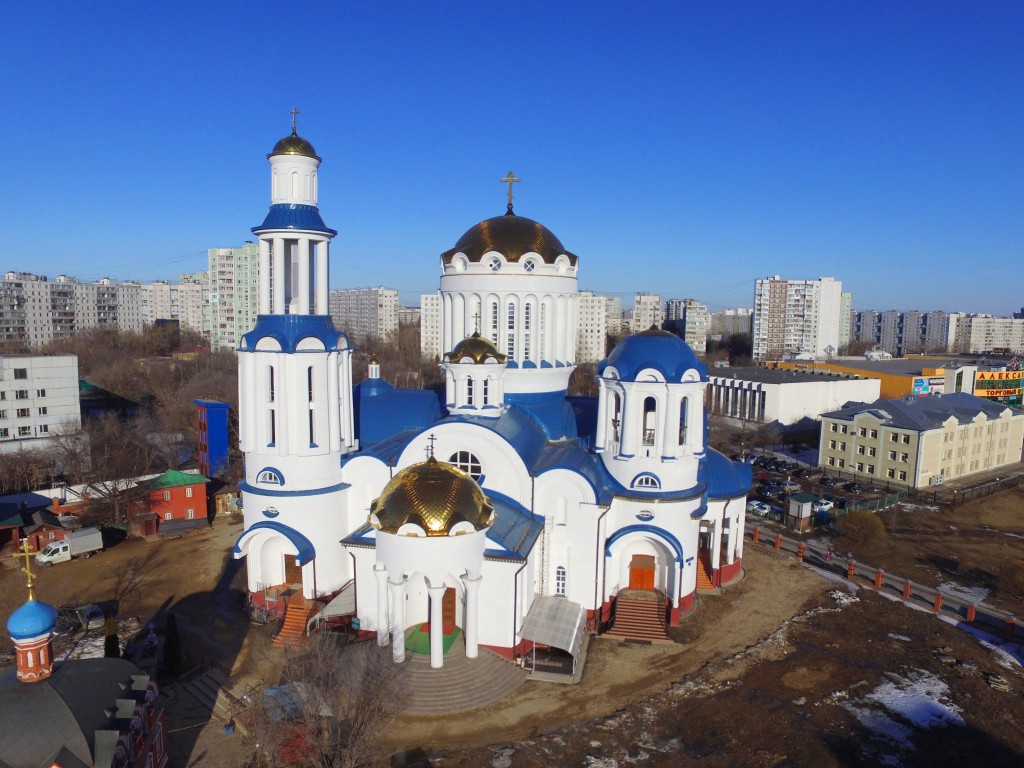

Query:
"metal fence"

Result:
[[911, 473, 1023, 507]]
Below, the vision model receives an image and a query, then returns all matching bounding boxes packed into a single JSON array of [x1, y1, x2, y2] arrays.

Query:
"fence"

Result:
[[911, 473, 1023, 507]]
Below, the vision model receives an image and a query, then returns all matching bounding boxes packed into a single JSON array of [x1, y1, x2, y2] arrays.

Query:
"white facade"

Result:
[[140, 276, 209, 338], [665, 298, 709, 353], [707, 368, 881, 427], [953, 314, 1024, 354], [420, 293, 442, 361], [577, 291, 609, 363], [0, 354, 81, 455], [752, 276, 843, 361], [233, 128, 751, 672], [631, 292, 662, 333], [208, 244, 260, 350]]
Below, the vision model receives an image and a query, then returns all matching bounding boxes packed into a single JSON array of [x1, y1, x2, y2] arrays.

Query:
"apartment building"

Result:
[[208, 243, 260, 350], [709, 308, 753, 338], [420, 292, 443, 360], [752, 276, 843, 361], [0, 354, 81, 456], [577, 291, 609, 363], [398, 305, 421, 327], [818, 393, 1024, 489], [665, 298, 709, 353], [631, 292, 662, 333], [850, 310, 955, 355], [140, 274, 210, 338], [952, 314, 1024, 354], [328, 286, 398, 344]]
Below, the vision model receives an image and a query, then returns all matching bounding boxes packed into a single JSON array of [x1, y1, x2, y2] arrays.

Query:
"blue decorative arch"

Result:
[[630, 472, 661, 490], [233, 521, 316, 566], [256, 466, 285, 485], [605, 524, 684, 564]]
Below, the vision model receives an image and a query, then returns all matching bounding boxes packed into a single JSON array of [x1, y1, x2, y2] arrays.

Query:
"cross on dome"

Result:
[[290, 106, 300, 134], [500, 170, 520, 213], [15, 539, 38, 601], [425, 433, 437, 459]]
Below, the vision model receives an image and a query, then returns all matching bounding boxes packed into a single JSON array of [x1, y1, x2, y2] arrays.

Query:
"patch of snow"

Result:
[[899, 503, 939, 513], [937, 581, 989, 603], [624, 751, 650, 764], [888, 633, 912, 642], [491, 748, 514, 768], [1004, 532, 1024, 541], [590, 741, 602, 748], [830, 589, 861, 608], [935, 616, 1024, 669], [584, 758, 620, 768]]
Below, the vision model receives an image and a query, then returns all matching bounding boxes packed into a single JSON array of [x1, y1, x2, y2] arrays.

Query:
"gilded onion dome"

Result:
[[369, 457, 494, 536], [441, 211, 578, 266], [445, 332, 507, 364], [269, 128, 321, 161]]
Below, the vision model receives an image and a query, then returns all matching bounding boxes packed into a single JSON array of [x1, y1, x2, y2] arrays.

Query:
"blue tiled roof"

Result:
[[704, 449, 752, 499], [252, 204, 337, 236], [600, 329, 708, 382], [240, 314, 348, 353], [7, 599, 58, 640], [533, 442, 613, 504], [444, 407, 550, 469], [504, 390, 579, 440], [484, 489, 543, 560], [354, 386, 443, 449], [568, 396, 599, 441]]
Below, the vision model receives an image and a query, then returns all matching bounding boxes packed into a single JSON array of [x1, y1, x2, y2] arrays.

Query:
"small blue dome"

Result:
[[7, 599, 58, 641], [600, 328, 707, 382]]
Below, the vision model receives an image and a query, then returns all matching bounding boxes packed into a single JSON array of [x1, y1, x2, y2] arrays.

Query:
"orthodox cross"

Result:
[[501, 170, 520, 210], [290, 107, 300, 133], [426, 433, 437, 459], [472, 311, 481, 334], [15, 539, 38, 601]]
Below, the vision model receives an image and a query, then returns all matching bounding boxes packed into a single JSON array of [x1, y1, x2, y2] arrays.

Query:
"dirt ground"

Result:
[[2, 508, 1023, 767]]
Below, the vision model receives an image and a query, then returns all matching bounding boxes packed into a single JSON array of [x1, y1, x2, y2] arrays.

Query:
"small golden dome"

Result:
[[445, 332, 507, 365], [269, 129, 321, 161], [369, 457, 494, 537]]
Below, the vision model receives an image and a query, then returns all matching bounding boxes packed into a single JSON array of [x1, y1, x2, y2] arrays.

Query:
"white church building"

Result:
[[232, 121, 751, 671]]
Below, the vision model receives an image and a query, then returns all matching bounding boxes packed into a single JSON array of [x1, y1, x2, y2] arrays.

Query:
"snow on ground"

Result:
[[937, 581, 990, 604], [898, 503, 940, 513], [936, 615, 1024, 669], [888, 633, 912, 642], [840, 669, 964, 750]]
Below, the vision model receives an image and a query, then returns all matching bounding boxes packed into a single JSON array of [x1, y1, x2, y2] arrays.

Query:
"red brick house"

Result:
[[137, 470, 211, 533]]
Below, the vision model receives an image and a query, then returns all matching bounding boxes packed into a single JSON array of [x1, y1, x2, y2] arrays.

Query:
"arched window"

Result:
[[555, 566, 567, 596], [466, 377, 474, 405], [257, 468, 284, 485], [643, 397, 658, 445], [679, 396, 688, 445], [482, 378, 489, 405], [448, 451, 482, 480], [291, 171, 299, 198], [632, 473, 661, 489], [307, 366, 316, 446]]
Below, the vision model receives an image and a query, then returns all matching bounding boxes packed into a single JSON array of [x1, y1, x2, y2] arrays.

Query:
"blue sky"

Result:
[[2, 2, 1020, 314]]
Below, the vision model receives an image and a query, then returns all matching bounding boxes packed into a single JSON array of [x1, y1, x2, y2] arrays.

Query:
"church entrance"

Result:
[[628, 554, 656, 590], [283, 556, 303, 587]]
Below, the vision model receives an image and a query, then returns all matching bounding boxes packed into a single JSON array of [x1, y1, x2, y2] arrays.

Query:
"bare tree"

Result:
[[240, 636, 403, 768]]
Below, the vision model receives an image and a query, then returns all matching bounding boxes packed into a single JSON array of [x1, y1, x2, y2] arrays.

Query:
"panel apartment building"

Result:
[[0, 353, 81, 455], [752, 276, 843, 361], [329, 287, 399, 343], [665, 298, 709, 353]]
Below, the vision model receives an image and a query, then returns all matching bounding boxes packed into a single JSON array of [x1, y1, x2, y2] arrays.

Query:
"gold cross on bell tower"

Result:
[[290, 107, 300, 133], [15, 539, 38, 601], [501, 170, 520, 212]]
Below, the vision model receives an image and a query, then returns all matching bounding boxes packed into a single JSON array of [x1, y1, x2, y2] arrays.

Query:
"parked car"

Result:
[[780, 479, 802, 492], [820, 475, 845, 488], [753, 456, 774, 468], [746, 500, 771, 517], [793, 467, 822, 479], [767, 459, 789, 472], [761, 484, 784, 499], [844, 482, 866, 495], [812, 498, 834, 513]]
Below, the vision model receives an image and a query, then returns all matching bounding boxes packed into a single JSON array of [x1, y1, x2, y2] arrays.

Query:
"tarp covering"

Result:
[[521, 595, 587, 658]]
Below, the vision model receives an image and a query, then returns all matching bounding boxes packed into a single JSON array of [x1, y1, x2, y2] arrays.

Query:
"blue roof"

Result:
[[600, 328, 708, 382], [484, 489, 543, 560], [353, 386, 443, 449], [444, 406, 550, 469], [7, 599, 58, 641], [533, 442, 613, 504], [240, 314, 348, 353], [252, 203, 337, 236], [504, 390, 579, 440], [704, 449, 752, 499], [234, 521, 316, 566]]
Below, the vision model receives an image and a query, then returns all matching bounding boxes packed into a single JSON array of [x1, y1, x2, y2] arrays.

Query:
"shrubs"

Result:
[[838, 509, 887, 545]]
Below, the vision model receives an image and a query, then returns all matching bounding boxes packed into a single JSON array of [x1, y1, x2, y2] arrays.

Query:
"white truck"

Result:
[[35, 527, 103, 567]]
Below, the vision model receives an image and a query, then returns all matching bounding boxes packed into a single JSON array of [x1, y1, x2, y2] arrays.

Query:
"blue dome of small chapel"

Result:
[[601, 328, 707, 382], [7, 599, 58, 641]]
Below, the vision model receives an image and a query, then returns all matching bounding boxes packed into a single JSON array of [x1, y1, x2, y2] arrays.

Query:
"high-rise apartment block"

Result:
[[577, 291, 609, 363], [631, 292, 663, 333], [208, 244, 259, 350], [0, 353, 81, 455], [850, 310, 955, 356], [398, 305, 421, 327], [952, 314, 1024, 354], [665, 298, 709, 353], [752, 276, 843, 361], [420, 293, 442, 360], [140, 273, 210, 338], [328, 287, 398, 344], [709, 308, 753, 338]]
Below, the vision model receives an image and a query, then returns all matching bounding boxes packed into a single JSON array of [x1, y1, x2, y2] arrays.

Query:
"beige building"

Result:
[[420, 292, 443, 360], [140, 274, 210, 338], [630, 292, 662, 333], [818, 392, 1024, 489], [577, 291, 609, 363]]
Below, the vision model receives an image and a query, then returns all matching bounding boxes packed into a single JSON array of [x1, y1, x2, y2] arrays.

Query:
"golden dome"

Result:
[[369, 457, 494, 537], [269, 129, 321, 161], [441, 212, 578, 265], [445, 332, 507, 365]]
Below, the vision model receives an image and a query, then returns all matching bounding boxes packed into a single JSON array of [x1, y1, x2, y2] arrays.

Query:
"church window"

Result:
[[482, 378, 489, 405], [466, 377, 474, 405], [539, 304, 547, 358], [555, 566, 567, 596], [448, 451, 482, 480], [490, 303, 499, 340], [163, 491, 171, 502], [643, 397, 657, 445], [679, 397, 688, 445], [507, 302, 515, 330], [632, 474, 661, 489], [313, 171, 318, 200], [291, 171, 299, 198], [307, 367, 316, 446], [268, 367, 275, 402], [523, 259, 536, 273], [257, 468, 284, 485], [507, 333, 515, 358], [488, 257, 501, 272]]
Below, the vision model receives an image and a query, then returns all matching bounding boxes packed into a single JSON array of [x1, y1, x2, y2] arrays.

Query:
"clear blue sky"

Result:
[[2, 2, 1020, 314]]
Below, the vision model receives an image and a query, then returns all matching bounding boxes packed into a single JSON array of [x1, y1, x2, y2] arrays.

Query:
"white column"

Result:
[[328, 352, 341, 451], [620, 393, 638, 457], [374, 564, 389, 646], [735, 508, 746, 558], [428, 584, 446, 669], [297, 238, 311, 314], [272, 237, 285, 315], [464, 574, 481, 659], [661, 391, 678, 459], [594, 380, 607, 451], [258, 239, 271, 314], [315, 240, 328, 315], [389, 578, 406, 663], [710, 521, 721, 571]]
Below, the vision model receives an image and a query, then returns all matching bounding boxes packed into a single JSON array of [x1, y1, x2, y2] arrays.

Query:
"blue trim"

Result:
[[600, 329, 708, 382], [234, 521, 316, 566], [240, 314, 349, 353], [256, 466, 285, 486], [253, 203, 337, 235], [240, 479, 350, 497], [630, 472, 661, 490], [605, 524, 684, 564]]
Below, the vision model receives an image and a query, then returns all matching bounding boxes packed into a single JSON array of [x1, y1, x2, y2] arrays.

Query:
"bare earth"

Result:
[[3, 506, 1023, 767]]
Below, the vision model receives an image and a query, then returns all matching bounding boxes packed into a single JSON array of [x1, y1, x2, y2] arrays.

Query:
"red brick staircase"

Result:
[[605, 591, 673, 644], [696, 552, 716, 591], [273, 598, 318, 649]]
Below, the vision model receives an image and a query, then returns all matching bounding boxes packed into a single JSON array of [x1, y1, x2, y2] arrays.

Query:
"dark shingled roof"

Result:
[[821, 392, 1021, 430]]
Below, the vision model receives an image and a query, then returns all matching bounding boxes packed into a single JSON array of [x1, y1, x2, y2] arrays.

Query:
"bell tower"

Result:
[[234, 113, 356, 600]]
